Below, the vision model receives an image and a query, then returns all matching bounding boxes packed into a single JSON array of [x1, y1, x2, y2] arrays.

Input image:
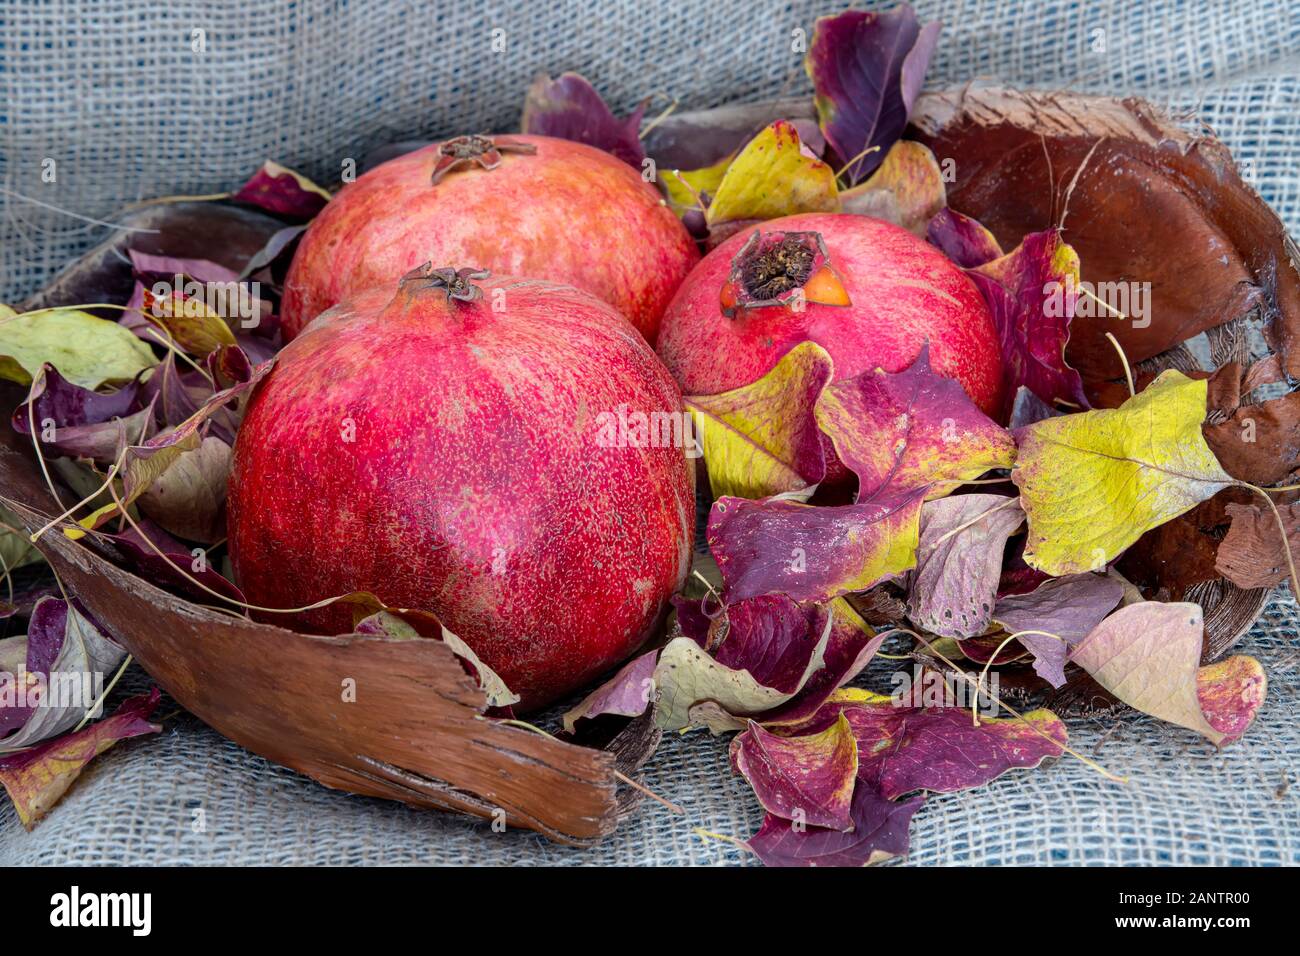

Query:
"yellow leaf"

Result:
[[838, 141, 946, 235], [0, 309, 157, 389], [707, 120, 840, 227], [661, 153, 733, 219], [142, 289, 239, 357], [1012, 370, 1233, 575], [685, 342, 833, 499]]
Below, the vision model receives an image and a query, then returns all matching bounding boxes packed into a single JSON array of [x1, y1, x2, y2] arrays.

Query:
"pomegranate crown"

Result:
[[399, 262, 490, 303], [720, 230, 851, 317], [431, 134, 537, 184]]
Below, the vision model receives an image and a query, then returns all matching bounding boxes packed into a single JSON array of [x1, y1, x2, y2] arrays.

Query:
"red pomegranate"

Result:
[[228, 267, 696, 709], [655, 213, 1003, 415], [280, 134, 699, 343]]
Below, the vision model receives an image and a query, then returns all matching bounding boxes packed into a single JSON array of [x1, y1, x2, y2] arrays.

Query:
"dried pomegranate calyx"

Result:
[[431, 134, 538, 184], [398, 262, 490, 303], [720, 230, 851, 317]]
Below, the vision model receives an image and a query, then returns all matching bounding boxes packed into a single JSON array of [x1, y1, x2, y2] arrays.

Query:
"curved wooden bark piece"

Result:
[[0, 424, 619, 845], [911, 85, 1300, 390]]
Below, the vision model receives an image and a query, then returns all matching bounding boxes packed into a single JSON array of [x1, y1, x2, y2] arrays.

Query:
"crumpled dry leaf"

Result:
[[907, 494, 1025, 639], [0, 597, 127, 753], [685, 341, 832, 500], [232, 160, 331, 219], [0, 687, 161, 828], [0, 308, 158, 389], [11, 365, 149, 464], [706, 120, 839, 227], [100, 518, 246, 604], [805, 5, 940, 184], [731, 713, 858, 830], [1215, 501, 1299, 589], [1013, 371, 1234, 575], [521, 72, 646, 168], [991, 573, 1125, 687], [654, 596, 833, 732], [1069, 601, 1262, 746], [838, 140, 946, 234], [1197, 655, 1267, 746]]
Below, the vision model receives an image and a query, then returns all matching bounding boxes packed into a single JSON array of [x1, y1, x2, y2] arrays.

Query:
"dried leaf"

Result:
[[731, 714, 858, 830], [0, 688, 161, 828], [1069, 602, 1229, 745], [521, 72, 646, 168], [231, 160, 331, 219], [991, 573, 1125, 687], [968, 229, 1089, 415], [561, 650, 658, 733], [907, 494, 1024, 639], [709, 494, 923, 604], [685, 341, 832, 499], [838, 140, 946, 234], [805, 5, 941, 183], [1197, 655, 1267, 746], [103, 518, 246, 604], [1215, 501, 1299, 589], [0, 309, 157, 389], [661, 153, 733, 220], [706, 120, 839, 227], [925, 207, 1002, 268], [138, 286, 239, 357], [747, 784, 923, 867], [1013, 371, 1234, 575]]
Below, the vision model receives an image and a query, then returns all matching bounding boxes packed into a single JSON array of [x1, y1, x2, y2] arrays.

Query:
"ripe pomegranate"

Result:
[[280, 134, 699, 343], [229, 267, 696, 709], [655, 213, 1004, 416]]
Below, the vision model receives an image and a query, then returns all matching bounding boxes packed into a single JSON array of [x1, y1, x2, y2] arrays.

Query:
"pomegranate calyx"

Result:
[[431, 134, 538, 184], [398, 262, 490, 303], [720, 230, 851, 317]]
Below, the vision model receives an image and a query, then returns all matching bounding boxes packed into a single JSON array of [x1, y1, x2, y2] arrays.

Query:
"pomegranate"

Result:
[[228, 267, 696, 709], [655, 213, 1004, 416], [280, 134, 699, 343]]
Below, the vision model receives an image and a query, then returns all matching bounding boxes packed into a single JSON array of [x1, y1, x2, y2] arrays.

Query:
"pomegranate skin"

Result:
[[280, 135, 699, 343], [655, 213, 1004, 416], [228, 275, 695, 710]]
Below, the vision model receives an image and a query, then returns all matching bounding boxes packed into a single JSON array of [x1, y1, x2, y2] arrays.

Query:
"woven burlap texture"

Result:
[[2, 0, 1298, 865]]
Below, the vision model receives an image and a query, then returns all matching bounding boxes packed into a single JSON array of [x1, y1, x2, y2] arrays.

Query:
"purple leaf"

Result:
[[926, 207, 1003, 267], [104, 518, 246, 604], [992, 573, 1125, 687], [731, 714, 858, 830], [561, 650, 658, 733], [906, 494, 1024, 638], [521, 72, 646, 168], [12, 365, 150, 463], [806, 5, 941, 184], [231, 161, 331, 219], [747, 783, 924, 867]]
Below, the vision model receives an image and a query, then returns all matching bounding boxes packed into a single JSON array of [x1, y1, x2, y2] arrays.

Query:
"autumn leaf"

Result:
[[11, 364, 152, 464], [654, 595, 833, 732], [1013, 371, 1234, 575], [561, 650, 657, 733], [991, 573, 1125, 687], [731, 714, 858, 831], [1069, 602, 1259, 746], [925, 207, 1002, 268], [747, 785, 924, 867], [706, 120, 839, 227], [1197, 655, 1267, 746], [685, 341, 832, 499], [1215, 501, 1299, 589], [968, 228, 1089, 415], [521, 72, 646, 168], [805, 6, 941, 184], [0, 688, 161, 828], [139, 285, 240, 357], [661, 153, 733, 219], [816, 345, 1016, 510], [906, 494, 1024, 639], [793, 688, 1069, 798], [709, 494, 923, 604], [135, 434, 231, 543], [232, 160, 331, 219], [0, 308, 158, 389], [838, 140, 946, 234]]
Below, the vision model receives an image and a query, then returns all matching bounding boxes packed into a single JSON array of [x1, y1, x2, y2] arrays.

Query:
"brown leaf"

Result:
[[1216, 501, 1300, 589]]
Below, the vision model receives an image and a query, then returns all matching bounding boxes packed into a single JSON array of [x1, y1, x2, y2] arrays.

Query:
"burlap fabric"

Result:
[[1, 0, 1298, 865]]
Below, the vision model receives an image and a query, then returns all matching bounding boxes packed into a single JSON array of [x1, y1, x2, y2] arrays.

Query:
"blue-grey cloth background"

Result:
[[0, 0, 1298, 865]]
